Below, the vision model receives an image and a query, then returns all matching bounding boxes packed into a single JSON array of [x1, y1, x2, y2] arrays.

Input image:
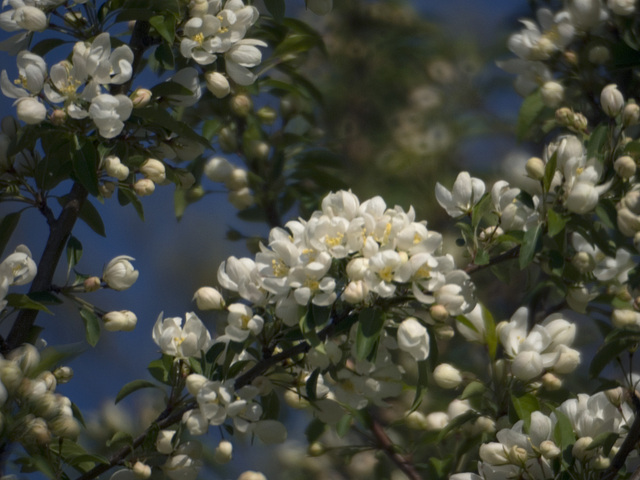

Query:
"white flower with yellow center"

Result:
[[287, 252, 336, 306], [152, 312, 213, 359]]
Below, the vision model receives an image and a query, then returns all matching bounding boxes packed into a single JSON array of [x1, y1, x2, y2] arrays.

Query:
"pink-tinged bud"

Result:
[[601, 84, 625, 117], [230, 94, 253, 117], [140, 158, 166, 183], [133, 178, 155, 196], [14, 97, 46, 125], [84, 276, 102, 292], [193, 287, 225, 310], [131, 88, 152, 108], [49, 109, 67, 125], [103, 310, 137, 332]]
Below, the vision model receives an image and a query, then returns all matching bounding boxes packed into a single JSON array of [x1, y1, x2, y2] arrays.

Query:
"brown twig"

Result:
[[464, 245, 521, 275], [601, 393, 640, 480], [4, 182, 88, 353], [75, 401, 197, 480], [370, 417, 423, 480]]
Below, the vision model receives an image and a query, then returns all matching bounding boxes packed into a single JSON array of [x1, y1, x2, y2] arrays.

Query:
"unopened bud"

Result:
[[601, 84, 625, 117], [605, 386, 624, 406], [308, 442, 325, 456], [218, 126, 237, 152], [204, 156, 234, 183], [435, 324, 455, 340], [140, 158, 166, 183], [555, 107, 574, 126], [592, 455, 611, 470], [185, 374, 208, 396], [230, 94, 253, 117], [213, 440, 233, 464], [283, 389, 309, 409], [424, 411, 449, 431], [430, 304, 449, 321], [53, 366, 73, 384], [540, 81, 564, 107], [132, 461, 151, 479], [541, 372, 562, 390], [103, 155, 129, 181], [193, 287, 225, 310], [612, 308, 640, 328], [614, 156, 636, 179], [84, 276, 102, 292], [204, 71, 230, 98], [133, 178, 155, 196], [405, 410, 426, 429], [175, 170, 196, 189], [540, 440, 561, 459], [225, 168, 248, 190], [131, 88, 152, 108], [25, 416, 51, 444], [623, 102, 640, 126], [49, 414, 81, 439], [433, 363, 463, 389], [102, 310, 137, 332], [572, 251, 595, 273], [99, 181, 116, 198], [228, 187, 254, 210], [156, 429, 176, 454], [249, 140, 270, 162], [342, 280, 369, 304], [525, 156, 545, 180], [256, 106, 277, 124], [49, 109, 67, 125]]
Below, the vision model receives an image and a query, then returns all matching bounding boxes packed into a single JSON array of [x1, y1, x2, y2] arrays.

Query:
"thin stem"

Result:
[[464, 245, 521, 275], [74, 401, 197, 480], [3, 182, 88, 353], [370, 417, 422, 480], [600, 392, 640, 480]]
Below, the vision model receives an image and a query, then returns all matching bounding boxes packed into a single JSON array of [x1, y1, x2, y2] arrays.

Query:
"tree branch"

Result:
[[75, 401, 197, 480], [4, 182, 88, 353], [370, 417, 423, 480], [464, 245, 520, 275]]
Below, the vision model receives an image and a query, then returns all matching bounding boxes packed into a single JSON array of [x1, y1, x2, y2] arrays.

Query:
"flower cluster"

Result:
[[181, 0, 266, 91], [453, 391, 634, 479], [0, 33, 134, 134]]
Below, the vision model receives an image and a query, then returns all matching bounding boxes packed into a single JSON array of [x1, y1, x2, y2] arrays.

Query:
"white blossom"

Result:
[[152, 312, 213, 359], [435, 171, 485, 217]]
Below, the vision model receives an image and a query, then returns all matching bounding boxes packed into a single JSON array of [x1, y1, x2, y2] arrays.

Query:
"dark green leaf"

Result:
[[148, 355, 173, 385], [543, 152, 557, 194], [30, 38, 69, 56], [133, 105, 210, 148], [0, 212, 21, 257], [590, 331, 640, 377], [149, 15, 175, 43], [587, 432, 619, 456], [79, 308, 101, 347], [553, 409, 576, 449], [117, 187, 145, 220], [71, 137, 100, 197], [474, 248, 490, 265], [519, 222, 542, 269], [516, 90, 545, 141], [305, 418, 326, 444], [409, 360, 429, 413], [305, 368, 321, 401], [355, 308, 385, 361], [482, 304, 497, 360], [471, 193, 493, 229], [511, 393, 540, 431], [115, 379, 160, 404], [595, 199, 618, 230], [66, 236, 83, 278], [336, 413, 352, 438], [5, 293, 53, 314], [78, 200, 106, 237], [547, 209, 568, 237], [106, 431, 133, 448], [300, 308, 322, 348], [587, 124, 609, 162]]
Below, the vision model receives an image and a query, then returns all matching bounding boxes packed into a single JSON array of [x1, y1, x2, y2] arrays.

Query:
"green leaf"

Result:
[[117, 187, 145, 221], [71, 136, 100, 197], [79, 308, 101, 347], [595, 199, 618, 230], [519, 222, 542, 269], [354, 308, 385, 361], [30, 38, 69, 56], [553, 409, 576, 450], [437, 411, 478, 441], [516, 90, 545, 141], [0, 212, 21, 257], [409, 360, 429, 413], [471, 193, 492, 229], [148, 355, 174, 385], [511, 393, 540, 431], [482, 304, 497, 360], [5, 293, 53, 314], [587, 432, 619, 456], [305, 418, 326, 444], [460, 381, 487, 400], [78, 200, 106, 237], [133, 105, 210, 148], [336, 413, 352, 438], [299, 308, 322, 348], [589, 331, 640, 377], [547, 209, 568, 237], [305, 368, 321, 401], [106, 431, 133, 448], [149, 15, 175, 43], [264, 0, 285, 22], [66, 236, 83, 278], [587, 124, 609, 162], [474, 248, 490, 265], [115, 379, 160, 404]]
